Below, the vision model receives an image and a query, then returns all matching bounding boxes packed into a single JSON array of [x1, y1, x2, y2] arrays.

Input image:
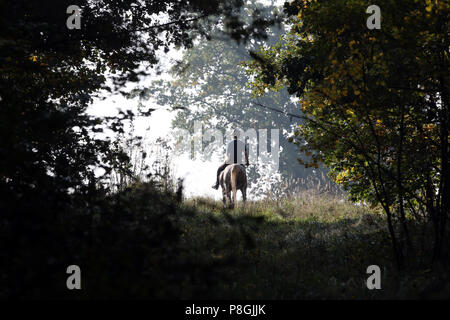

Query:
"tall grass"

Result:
[[178, 193, 450, 299]]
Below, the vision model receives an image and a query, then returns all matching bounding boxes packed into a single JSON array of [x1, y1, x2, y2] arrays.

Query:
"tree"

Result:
[[0, 0, 277, 297], [0, 0, 277, 197], [245, 0, 449, 266], [130, 2, 330, 195]]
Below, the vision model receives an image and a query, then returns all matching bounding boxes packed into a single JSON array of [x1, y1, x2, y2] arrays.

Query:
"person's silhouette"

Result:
[[212, 129, 249, 190]]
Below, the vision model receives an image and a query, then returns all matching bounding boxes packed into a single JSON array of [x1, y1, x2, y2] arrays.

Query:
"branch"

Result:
[[386, 86, 439, 93], [131, 14, 210, 33], [253, 102, 304, 120]]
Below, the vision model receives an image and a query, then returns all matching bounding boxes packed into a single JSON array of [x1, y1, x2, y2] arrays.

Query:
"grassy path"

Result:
[[176, 196, 401, 299]]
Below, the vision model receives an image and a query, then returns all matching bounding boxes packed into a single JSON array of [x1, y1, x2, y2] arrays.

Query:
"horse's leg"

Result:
[[233, 189, 238, 209], [222, 187, 227, 206], [242, 187, 247, 205], [227, 191, 233, 208]]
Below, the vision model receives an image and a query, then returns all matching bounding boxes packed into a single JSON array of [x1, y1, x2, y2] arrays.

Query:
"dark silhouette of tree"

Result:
[[0, 0, 278, 298]]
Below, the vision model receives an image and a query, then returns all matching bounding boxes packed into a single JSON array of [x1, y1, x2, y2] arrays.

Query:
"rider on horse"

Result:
[[212, 129, 249, 190]]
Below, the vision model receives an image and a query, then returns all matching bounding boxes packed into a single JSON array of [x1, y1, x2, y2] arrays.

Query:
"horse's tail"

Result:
[[231, 165, 239, 208]]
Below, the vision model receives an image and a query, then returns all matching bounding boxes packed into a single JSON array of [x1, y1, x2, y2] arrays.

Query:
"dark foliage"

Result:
[[0, 0, 278, 298]]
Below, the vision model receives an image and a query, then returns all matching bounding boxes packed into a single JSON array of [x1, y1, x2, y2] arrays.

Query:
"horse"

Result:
[[219, 164, 247, 208]]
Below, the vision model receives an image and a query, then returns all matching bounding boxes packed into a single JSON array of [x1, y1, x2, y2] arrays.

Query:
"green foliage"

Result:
[[2, 0, 448, 298], [245, 0, 449, 265], [0, 0, 277, 198], [129, 2, 328, 188]]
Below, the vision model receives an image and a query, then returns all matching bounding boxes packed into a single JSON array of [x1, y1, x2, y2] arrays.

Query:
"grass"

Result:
[[172, 193, 450, 299], [6, 181, 447, 299]]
